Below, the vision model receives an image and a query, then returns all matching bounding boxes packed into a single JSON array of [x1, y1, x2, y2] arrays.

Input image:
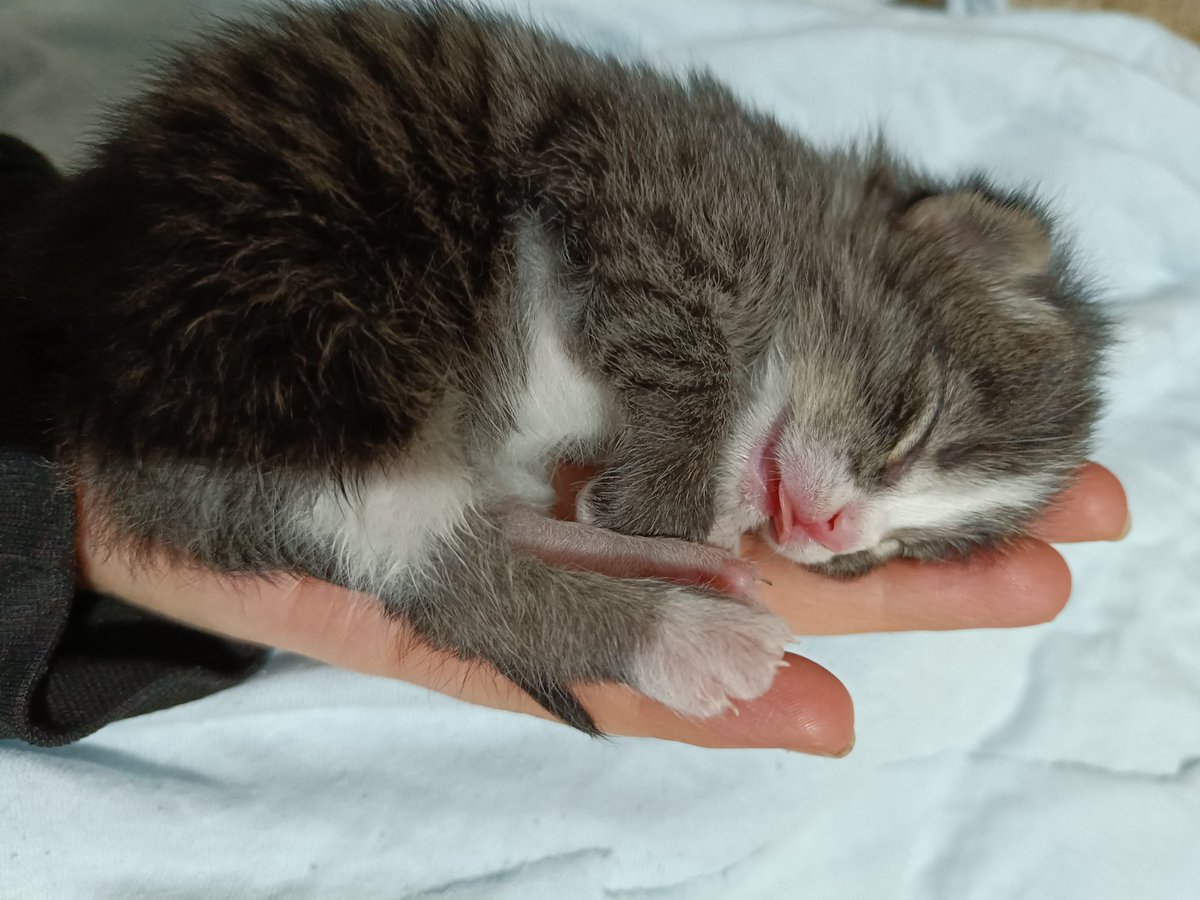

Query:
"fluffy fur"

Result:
[[0, 1, 1109, 733]]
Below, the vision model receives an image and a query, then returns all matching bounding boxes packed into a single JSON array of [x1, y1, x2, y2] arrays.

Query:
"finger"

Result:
[[574, 654, 853, 753], [405, 648, 854, 755], [744, 537, 1072, 635], [83, 536, 855, 755], [261, 582, 854, 755], [1029, 461, 1129, 543]]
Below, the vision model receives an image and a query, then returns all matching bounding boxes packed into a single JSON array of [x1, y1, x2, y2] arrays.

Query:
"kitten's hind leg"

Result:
[[381, 507, 790, 733], [86, 457, 790, 735], [304, 475, 789, 731]]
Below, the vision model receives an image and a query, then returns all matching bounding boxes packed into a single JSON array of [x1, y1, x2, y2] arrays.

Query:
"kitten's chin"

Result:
[[805, 550, 892, 580], [762, 530, 900, 579], [759, 530, 836, 566]]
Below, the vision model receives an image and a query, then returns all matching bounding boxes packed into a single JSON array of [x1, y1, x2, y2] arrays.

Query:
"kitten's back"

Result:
[[38, 3, 566, 471]]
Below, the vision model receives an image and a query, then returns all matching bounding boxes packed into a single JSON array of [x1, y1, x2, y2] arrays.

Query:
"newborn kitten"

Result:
[[3, 1, 1108, 733]]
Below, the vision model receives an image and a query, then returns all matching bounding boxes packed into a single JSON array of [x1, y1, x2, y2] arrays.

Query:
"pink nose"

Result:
[[773, 486, 858, 553]]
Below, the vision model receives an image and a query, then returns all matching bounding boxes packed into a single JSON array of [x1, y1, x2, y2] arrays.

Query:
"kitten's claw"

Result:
[[714, 557, 762, 595]]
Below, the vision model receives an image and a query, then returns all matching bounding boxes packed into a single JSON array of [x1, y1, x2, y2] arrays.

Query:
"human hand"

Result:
[[76, 462, 1128, 756]]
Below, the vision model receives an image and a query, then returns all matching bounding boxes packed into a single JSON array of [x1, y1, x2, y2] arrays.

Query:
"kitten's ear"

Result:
[[897, 191, 1051, 278]]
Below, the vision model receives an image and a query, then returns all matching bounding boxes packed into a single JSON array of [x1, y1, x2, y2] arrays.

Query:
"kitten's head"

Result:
[[722, 183, 1109, 576]]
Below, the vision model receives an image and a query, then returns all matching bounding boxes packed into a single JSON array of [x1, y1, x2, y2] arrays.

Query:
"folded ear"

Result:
[[897, 190, 1052, 279]]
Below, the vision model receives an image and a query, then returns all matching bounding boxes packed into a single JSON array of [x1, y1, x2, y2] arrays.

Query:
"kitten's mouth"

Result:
[[746, 421, 830, 560], [746, 420, 878, 567], [746, 418, 783, 521], [756, 438, 780, 522]]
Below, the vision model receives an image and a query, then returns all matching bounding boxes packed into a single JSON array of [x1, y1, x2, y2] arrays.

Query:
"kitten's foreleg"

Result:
[[577, 287, 737, 541], [497, 503, 759, 591]]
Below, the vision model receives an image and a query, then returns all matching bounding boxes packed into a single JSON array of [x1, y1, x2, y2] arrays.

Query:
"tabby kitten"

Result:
[[1, 1, 1107, 732]]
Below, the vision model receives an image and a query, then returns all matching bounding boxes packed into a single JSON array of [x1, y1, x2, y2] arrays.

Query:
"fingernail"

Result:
[[810, 732, 855, 758], [796, 731, 855, 758], [1113, 512, 1132, 541]]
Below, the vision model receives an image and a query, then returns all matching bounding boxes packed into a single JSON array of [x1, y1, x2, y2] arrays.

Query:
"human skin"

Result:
[[76, 462, 1128, 756]]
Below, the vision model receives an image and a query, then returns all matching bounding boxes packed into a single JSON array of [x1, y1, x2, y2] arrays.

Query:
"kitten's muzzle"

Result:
[[759, 431, 864, 555], [771, 484, 862, 554]]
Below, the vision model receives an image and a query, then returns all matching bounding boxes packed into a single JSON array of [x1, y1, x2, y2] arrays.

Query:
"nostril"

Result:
[[824, 511, 842, 534]]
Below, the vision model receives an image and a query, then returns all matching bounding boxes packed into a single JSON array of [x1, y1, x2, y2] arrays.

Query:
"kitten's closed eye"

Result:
[[737, 186, 1103, 574], [882, 380, 943, 486]]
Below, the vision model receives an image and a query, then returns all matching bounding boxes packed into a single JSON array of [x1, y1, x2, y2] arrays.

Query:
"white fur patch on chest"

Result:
[[303, 222, 610, 591], [708, 352, 792, 550], [492, 220, 612, 504], [501, 303, 608, 467]]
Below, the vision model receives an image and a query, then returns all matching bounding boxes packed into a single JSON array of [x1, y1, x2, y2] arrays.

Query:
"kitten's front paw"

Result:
[[631, 591, 792, 718], [573, 476, 601, 526], [575, 470, 711, 542], [575, 471, 633, 531]]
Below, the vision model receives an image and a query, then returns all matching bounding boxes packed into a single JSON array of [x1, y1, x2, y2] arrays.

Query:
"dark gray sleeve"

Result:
[[0, 450, 266, 746]]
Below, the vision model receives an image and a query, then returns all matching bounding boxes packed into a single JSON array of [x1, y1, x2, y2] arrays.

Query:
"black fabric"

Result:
[[0, 135, 66, 457], [0, 136, 266, 746], [0, 133, 61, 221], [0, 451, 267, 746]]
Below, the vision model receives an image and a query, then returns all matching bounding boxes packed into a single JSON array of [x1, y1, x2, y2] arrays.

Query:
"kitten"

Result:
[[2, 1, 1108, 733]]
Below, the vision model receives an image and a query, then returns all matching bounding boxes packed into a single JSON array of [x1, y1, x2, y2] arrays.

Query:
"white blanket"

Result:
[[2, 1, 1198, 897]]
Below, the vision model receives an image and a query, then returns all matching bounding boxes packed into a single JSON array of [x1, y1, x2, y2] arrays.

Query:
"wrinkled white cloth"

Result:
[[2, 1, 1198, 897]]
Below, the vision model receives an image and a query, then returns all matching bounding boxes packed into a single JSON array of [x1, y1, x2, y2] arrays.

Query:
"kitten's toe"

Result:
[[574, 472, 641, 533], [574, 476, 600, 526], [575, 469, 699, 538], [630, 590, 792, 718]]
